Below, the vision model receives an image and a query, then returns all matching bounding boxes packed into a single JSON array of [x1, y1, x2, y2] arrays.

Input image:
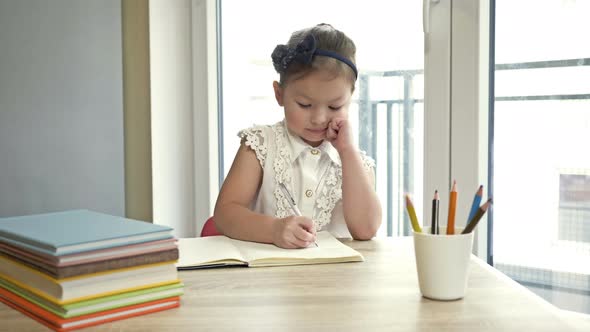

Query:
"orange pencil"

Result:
[[446, 180, 457, 234]]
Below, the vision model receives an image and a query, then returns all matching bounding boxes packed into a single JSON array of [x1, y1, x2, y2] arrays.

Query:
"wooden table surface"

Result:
[[0, 237, 585, 331]]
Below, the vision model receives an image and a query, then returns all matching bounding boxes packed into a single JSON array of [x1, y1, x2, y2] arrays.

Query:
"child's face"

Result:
[[273, 70, 353, 147]]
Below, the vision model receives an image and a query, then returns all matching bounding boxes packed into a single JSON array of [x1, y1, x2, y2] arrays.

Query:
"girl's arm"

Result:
[[339, 148, 382, 240], [214, 143, 316, 248], [213, 143, 275, 243], [327, 118, 382, 240]]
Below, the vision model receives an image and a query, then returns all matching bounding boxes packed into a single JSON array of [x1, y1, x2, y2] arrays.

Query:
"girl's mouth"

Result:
[[306, 128, 327, 134]]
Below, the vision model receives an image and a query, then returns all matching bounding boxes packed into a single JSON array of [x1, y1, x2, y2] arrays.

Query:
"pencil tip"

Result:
[[481, 198, 493, 210]]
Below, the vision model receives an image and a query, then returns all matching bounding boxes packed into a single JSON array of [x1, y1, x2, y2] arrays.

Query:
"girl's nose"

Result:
[[310, 108, 328, 125]]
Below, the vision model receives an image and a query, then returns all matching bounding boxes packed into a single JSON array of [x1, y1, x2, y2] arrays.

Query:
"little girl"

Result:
[[214, 24, 382, 248]]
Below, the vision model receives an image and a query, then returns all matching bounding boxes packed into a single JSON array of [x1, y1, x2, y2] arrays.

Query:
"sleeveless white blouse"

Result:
[[238, 120, 374, 238]]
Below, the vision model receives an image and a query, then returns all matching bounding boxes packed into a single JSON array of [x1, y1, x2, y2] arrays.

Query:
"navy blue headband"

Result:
[[271, 34, 358, 79]]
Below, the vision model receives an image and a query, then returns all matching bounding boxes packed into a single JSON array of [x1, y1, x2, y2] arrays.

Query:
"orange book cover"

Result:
[[0, 289, 180, 332]]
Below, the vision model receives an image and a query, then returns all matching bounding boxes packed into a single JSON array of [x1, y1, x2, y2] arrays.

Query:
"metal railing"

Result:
[[357, 70, 423, 237]]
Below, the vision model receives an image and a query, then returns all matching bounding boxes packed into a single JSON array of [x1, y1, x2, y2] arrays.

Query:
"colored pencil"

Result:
[[405, 194, 422, 233], [431, 190, 439, 234], [467, 185, 484, 224], [462, 198, 493, 234], [446, 180, 457, 235]]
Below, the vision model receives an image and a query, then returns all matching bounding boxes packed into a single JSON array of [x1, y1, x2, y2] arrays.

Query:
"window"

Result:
[[220, 0, 435, 236], [492, 0, 590, 314], [558, 173, 590, 244]]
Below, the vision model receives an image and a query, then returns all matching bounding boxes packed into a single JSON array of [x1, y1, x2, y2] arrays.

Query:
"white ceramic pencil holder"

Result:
[[412, 227, 474, 300]]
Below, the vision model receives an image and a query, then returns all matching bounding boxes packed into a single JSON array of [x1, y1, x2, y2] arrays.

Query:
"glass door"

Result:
[[219, 0, 447, 236], [492, 0, 590, 314]]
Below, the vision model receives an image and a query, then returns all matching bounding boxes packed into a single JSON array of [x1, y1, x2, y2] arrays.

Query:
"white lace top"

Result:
[[238, 120, 375, 238]]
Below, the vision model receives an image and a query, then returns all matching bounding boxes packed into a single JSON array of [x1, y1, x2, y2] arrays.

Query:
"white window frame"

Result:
[[451, 0, 490, 260], [425, 0, 490, 259], [149, 0, 219, 237], [191, 0, 220, 235]]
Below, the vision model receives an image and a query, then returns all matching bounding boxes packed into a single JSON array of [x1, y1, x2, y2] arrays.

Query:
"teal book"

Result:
[[0, 210, 173, 256]]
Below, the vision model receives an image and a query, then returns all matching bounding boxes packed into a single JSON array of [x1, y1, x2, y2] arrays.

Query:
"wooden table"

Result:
[[0, 237, 584, 331]]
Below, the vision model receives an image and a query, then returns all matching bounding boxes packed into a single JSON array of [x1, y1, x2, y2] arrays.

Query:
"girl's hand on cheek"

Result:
[[326, 118, 354, 153]]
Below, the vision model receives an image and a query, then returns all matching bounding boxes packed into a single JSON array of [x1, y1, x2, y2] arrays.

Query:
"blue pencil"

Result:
[[467, 185, 484, 224]]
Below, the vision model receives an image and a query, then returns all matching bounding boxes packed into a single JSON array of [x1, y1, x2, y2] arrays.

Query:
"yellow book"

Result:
[[0, 255, 179, 305], [177, 231, 364, 269]]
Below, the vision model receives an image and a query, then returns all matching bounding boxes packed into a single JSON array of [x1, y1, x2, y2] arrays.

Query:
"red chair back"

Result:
[[201, 217, 222, 237]]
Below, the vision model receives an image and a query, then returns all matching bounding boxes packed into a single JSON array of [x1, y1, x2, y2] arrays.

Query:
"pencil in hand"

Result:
[[446, 180, 457, 235], [462, 198, 493, 234], [431, 190, 439, 234], [405, 194, 422, 233], [279, 182, 318, 247]]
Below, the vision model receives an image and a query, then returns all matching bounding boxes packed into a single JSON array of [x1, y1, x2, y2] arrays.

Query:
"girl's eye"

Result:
[[296, 102, 311, 109], [329, 106, 342, 111]]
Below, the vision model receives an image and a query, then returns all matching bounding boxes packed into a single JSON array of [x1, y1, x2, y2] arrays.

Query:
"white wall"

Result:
[[0, 0, 125, 217]]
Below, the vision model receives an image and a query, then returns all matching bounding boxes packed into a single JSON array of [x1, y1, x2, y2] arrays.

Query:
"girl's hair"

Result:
[[272, 24, 357, 89]]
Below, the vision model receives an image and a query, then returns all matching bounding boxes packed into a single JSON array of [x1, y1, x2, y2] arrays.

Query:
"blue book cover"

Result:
[[0, 210, 173, 256]]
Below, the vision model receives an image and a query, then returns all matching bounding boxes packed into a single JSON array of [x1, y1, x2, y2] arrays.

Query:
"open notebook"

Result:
[[176, 231, 364, 269]]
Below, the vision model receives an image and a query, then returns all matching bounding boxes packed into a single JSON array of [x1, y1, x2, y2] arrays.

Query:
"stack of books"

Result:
[[0, 210, 183, 331]]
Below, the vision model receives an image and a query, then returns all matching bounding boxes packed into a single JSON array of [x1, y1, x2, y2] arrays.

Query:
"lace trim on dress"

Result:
[[238, 126, 268, 168], [271, 123, 294, 220], [313, 165, 343, 230], [270, 122, 344, 229], [315, 151, 372, 229], [360, 150, 376, 171]]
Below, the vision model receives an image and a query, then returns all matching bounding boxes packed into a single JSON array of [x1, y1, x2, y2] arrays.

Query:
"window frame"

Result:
[[425, 0, 491, 261]]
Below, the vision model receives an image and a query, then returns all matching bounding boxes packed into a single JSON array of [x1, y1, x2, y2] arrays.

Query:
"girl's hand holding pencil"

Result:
[[278, 182, 318, 248], [272, 215, 318, 249]]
